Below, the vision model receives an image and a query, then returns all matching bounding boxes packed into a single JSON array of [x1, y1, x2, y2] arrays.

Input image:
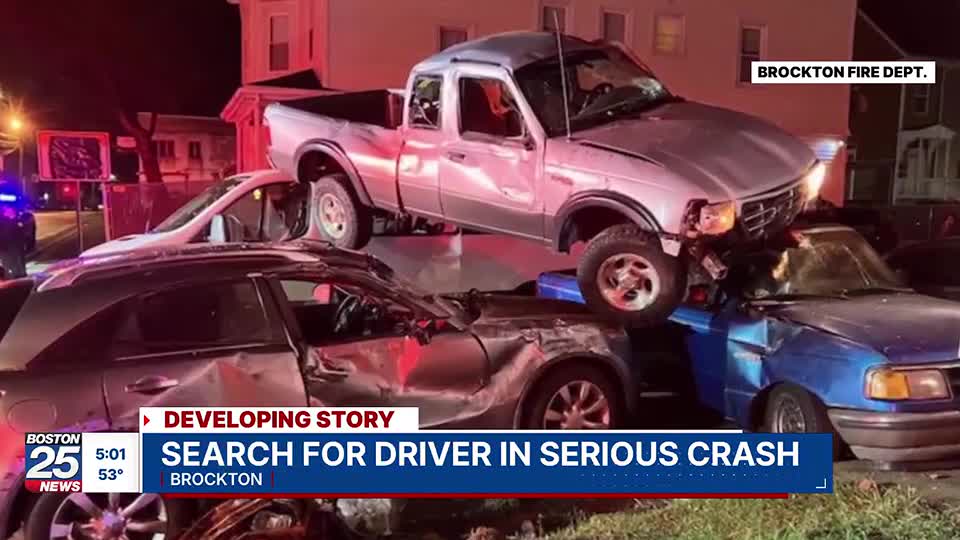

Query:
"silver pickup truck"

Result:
[[265, 31, 822, 326]]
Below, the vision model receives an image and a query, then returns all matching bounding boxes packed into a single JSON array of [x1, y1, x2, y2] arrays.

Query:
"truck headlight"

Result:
[[803, 162, 826, 202], [698, 201, 736, 236], [866, 368, 950, 400]]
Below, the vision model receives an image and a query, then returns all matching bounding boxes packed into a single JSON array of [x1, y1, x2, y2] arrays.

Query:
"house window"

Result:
[[308, 28, 314, 60], [438, 27, 468, 51], [188, 141, 202, 160], [153, 140, 175, 159], [738, 25, 765, 83], [653, 14, 685, 55], [601, 11, 627, 43], [912, 85, 931, 114], [269, 14, 290, 71], [541, 4, 566, 32]]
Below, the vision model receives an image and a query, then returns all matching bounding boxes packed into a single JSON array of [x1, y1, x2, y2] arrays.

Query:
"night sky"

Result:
[[0, 0, 241, 174]]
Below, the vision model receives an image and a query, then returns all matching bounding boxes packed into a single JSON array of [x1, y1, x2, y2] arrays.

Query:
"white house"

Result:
[[139, 113, 237, 182], [222, 0, 856, 204]]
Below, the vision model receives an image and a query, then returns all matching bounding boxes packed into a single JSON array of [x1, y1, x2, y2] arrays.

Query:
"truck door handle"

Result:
[[124, 375, 179, 395], [446, 152, 467, 163], [309, 353, 353, 382]]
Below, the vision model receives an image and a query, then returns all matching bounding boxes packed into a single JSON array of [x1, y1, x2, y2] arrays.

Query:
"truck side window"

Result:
[[409, 75, 442, 129], [459, 77, 524, 139]]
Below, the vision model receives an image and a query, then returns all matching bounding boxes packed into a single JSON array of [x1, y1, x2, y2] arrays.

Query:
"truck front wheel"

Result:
[[577, 224, 684, 328], [313, 174, 373, 249]]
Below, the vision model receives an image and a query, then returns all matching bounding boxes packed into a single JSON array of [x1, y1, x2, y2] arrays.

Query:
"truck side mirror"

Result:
[[209, 214, 228, 243]]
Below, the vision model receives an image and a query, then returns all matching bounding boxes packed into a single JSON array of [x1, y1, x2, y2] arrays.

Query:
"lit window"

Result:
[[153, 140, 175, 159], [654, 14, 684, 55], [542, 5, 566, 32], [738, 26, 764, 83], [438, 27, 468, 51], [269, 14, 290, 71], [602, 11, 627, 43]]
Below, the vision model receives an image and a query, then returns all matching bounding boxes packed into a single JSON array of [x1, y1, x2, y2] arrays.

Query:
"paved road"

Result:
[[28, 210, 106, 273]]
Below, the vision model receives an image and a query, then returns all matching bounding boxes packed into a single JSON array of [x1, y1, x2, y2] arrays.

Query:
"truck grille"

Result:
[[739, 182, 806, 239]]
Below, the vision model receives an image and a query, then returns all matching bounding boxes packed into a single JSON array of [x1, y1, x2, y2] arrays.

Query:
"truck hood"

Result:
[[574, 101, 816, 200], [769, 294, 960, 365]]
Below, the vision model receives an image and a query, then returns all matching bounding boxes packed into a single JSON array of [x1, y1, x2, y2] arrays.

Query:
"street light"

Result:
[[8, 116, 22, 132]]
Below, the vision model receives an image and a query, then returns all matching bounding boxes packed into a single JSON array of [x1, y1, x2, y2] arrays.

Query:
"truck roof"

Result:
[[414, 31, 599, 72]]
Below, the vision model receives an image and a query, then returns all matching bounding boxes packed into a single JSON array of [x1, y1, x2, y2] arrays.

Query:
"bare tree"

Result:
[[117, 110, 162, 183]]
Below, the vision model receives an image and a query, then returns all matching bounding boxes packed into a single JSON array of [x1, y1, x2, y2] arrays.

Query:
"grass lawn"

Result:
[[548, 483, 960, 540]]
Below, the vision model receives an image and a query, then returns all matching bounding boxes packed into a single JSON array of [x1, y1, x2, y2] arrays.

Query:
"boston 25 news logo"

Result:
[[24, 433, 82, 492]]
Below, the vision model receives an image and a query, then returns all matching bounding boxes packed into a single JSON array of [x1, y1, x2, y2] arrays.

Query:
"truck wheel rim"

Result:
[[542, 380, 611, 429], [49, 493, 167, 540], [318, 193, 348, 239], [774, 396, 807, 433], [597, 253, 661, 311]]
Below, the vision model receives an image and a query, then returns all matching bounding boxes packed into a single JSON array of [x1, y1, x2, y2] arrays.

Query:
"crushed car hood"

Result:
[[769, 294, 960, 365], [575, 101, 816, 200]]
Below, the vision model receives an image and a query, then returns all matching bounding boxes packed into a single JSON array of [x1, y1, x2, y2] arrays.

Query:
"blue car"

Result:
[[538, 225, 960, 465]]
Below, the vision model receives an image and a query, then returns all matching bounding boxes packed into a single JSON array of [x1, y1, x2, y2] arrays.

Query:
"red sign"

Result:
[[37, 130, 112, 181]]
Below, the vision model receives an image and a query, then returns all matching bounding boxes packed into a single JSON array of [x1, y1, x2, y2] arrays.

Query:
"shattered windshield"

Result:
[[515, 47, 673, 137], [737, 228, 906, 300], [150, 175, 250, 233]]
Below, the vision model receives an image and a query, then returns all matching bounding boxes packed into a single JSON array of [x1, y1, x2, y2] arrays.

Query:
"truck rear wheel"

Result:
[[313, 174, 373, 249], [577, 224, 684, 328], [0, 245, 26, 279]]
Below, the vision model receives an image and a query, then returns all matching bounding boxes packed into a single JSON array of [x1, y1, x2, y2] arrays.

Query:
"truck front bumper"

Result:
[[829, 408, 960, 464]]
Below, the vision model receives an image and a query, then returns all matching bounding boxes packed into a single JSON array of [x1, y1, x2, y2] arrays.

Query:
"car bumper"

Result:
[[829, 408, 960, 463]]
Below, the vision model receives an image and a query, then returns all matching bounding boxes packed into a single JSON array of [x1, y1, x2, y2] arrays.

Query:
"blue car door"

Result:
[[672, 300, 771, 422]]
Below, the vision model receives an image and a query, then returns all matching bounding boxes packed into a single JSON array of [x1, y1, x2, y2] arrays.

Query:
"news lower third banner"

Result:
[[26, 407, 835, 497]]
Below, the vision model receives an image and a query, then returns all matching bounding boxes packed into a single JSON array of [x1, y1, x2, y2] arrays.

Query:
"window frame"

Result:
[[599, 9, 630, 44], [912, 84, 931, 115], [188, 140, 202, 160], [154, 139, 175, 159], [407, 74, 444, 130], [28, 278, 285, 370], [737, 23, 766, 85], [268, 13, 291, 72], [437, 26, 469, 52], [270, 272, 430, 347], [455, 74, 529, 142], [652, 13, 685, 56], [540, 1, 570, 33]]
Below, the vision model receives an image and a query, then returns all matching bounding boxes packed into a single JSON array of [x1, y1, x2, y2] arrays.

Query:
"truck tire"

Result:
[[313, 174, 373, 249], [577, 224, 684, 328], [0, 245, 26, 279]]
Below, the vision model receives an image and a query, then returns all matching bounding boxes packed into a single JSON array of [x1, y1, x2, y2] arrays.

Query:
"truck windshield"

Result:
[[151, 175, 250, 233], [514, 47, 673, 137], [734, 228, 907, 300]]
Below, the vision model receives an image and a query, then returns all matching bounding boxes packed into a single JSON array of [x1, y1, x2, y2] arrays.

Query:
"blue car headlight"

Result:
[[866, 368, 950, 401]]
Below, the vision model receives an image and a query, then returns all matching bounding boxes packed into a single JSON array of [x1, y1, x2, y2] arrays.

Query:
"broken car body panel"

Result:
[[537, 226, 960, 462], [0, 243, 636, 539]]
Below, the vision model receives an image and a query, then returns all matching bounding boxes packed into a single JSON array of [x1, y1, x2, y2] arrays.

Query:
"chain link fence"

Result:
[[103, 180, 216, 239]]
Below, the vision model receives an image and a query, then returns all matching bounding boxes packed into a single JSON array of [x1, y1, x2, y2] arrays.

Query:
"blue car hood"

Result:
[[769, 293, 960, 365]]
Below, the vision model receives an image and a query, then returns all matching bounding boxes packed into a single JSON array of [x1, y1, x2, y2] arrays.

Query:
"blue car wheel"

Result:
[[763, 384, 842, 458]]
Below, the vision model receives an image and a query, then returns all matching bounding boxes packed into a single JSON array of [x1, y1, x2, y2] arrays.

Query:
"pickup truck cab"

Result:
[[265, 31, 821, 327]]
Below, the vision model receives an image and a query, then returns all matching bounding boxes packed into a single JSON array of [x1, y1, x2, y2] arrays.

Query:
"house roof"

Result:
[[860, 0, 960, 60], [249, 69, 325, 90]]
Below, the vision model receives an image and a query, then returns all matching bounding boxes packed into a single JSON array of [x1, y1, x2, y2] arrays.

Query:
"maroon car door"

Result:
[[100, 278, 307, 432]]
